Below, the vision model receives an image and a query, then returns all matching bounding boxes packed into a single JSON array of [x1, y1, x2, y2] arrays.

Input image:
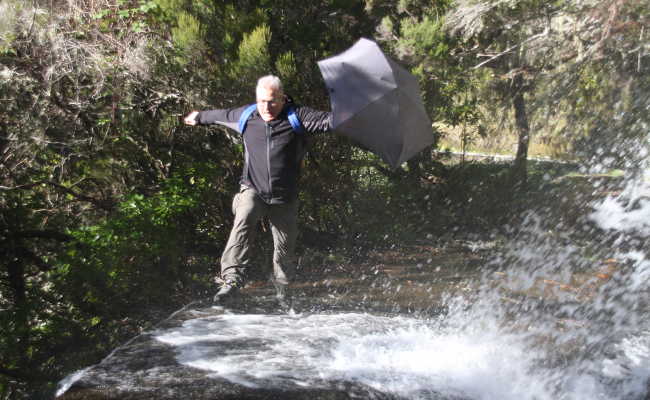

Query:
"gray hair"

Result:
[[256, 75, 283, 93]]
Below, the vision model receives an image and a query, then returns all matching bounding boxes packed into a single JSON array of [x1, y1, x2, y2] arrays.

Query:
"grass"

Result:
[[436, 122, 576, 161]]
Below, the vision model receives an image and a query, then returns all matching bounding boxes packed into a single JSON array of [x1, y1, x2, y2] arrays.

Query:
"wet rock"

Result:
[[56, 298, 465, 400], [57, 308, 381, 399], [56, 247, 486, 400]]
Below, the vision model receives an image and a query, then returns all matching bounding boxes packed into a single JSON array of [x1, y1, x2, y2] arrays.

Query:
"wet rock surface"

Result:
[[57, 241, 486, 400], [57, 302, 467, 400], [55, 234, 650, 400]]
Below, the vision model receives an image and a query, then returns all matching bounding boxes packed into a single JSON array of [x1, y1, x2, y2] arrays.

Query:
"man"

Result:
[[184, 75, 332, 307]]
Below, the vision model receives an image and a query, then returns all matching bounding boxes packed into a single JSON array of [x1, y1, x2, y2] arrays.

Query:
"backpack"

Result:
[[237, 103, 304, 134], [237, 102, 315, 166]]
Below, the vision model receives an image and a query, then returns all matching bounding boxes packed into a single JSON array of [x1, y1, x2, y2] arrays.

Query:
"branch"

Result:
[[0, 182, 42, 190], [472, 27, 550, 69], [47, 181, 114, 210], [14, 246, 53, 272], [0, 362, 52, 382], [0, 366, 29, 381], [0, 181, 114, 211], [14, 230, 73, 242]]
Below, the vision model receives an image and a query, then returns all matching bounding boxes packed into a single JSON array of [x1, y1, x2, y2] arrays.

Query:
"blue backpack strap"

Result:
[[238, 104, 257, 133], [238, 103, 304, 134], [286, 105, 304, 134]]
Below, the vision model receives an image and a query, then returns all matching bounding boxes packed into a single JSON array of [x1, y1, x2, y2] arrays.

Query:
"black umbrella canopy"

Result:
[[318, 38, 433, 169]]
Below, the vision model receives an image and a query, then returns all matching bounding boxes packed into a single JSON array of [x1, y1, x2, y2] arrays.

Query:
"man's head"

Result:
[[256, 75, 286, 121]]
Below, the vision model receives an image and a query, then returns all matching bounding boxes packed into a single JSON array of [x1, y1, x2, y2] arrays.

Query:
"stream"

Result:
[[57, 174, 650, 400]]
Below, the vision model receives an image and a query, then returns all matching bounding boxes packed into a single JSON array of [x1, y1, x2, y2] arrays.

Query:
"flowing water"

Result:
[[57, 172, 650, 399], [167, 171, 647, 399]]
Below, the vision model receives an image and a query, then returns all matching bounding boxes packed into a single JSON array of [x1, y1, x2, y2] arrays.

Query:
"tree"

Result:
[[444, 0, 565, 187], [443, 0, 649, 184], [0, 0, 209, 395], [0, 0, 382, 396]]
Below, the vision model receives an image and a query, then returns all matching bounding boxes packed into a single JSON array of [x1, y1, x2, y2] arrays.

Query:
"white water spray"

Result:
[[151, 167, 650, 400]]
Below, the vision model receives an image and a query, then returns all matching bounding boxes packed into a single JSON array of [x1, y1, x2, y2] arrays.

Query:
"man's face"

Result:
[[256, 86, 285, 122]]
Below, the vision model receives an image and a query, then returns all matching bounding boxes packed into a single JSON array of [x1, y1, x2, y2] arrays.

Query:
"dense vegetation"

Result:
[[0, 0, 648, 398]]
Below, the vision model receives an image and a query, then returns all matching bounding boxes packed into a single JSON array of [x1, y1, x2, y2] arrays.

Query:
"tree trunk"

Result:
[[7, 260, 26, 310], [512, 74, 530, 189], [7, 257, 29, 364]]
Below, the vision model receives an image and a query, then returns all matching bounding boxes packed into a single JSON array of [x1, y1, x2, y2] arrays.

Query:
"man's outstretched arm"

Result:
[[183, 108, 245, 127]]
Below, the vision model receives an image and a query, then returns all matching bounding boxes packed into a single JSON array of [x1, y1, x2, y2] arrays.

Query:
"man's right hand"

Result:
[[184, 111, 199, 126]]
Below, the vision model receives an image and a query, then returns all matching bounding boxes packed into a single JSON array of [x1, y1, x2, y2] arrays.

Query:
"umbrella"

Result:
[[317, 38, 433, 169]]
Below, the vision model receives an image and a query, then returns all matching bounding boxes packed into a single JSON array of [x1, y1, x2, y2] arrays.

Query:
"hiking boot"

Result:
[[213, 278, 241, 304]]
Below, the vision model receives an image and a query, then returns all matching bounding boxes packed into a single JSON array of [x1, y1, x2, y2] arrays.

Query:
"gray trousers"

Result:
[[220, 187, 298, 287]]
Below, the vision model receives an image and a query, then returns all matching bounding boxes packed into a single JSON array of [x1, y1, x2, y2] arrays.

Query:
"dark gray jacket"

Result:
[[198, 104, 332, 204]]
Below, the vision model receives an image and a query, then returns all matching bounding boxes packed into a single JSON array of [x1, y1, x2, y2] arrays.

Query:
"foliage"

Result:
[[442, 0, 650, 181], [0, 0, 647, 398], [229, 24, 273, 86], [0, 0, 376, 397]]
